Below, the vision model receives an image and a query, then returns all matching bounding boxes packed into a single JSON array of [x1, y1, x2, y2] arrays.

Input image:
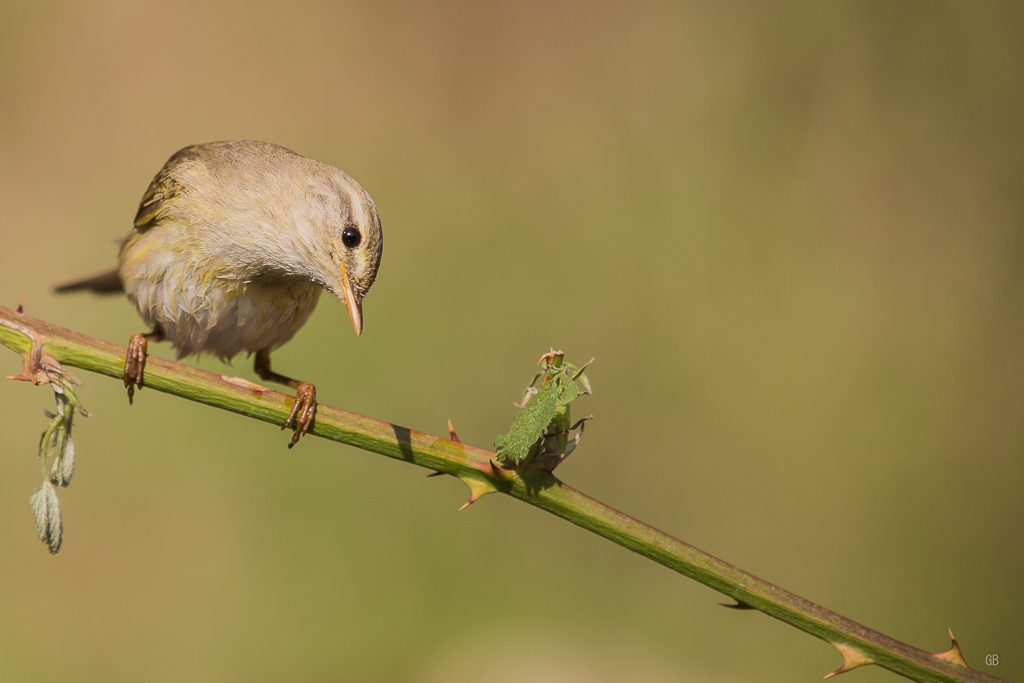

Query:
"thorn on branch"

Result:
[[932, 628, 968, 667], [456, 473, 499, 511], [823, 642, 873, 679], [488, 459, 514, 479]]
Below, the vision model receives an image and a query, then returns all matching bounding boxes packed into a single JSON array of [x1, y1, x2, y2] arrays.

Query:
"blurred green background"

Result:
[[1, 2, 1022, 681]]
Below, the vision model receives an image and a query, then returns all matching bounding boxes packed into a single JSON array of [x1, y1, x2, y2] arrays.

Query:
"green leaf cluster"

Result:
[[29, 362, 89, 554], [494, 352, 591, 470]]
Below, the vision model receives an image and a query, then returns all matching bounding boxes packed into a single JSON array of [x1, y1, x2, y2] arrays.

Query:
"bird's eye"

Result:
[[342, 225, 361, 249]]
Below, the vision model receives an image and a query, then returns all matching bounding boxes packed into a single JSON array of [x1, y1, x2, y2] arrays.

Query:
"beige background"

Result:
[[1, 2, 1021, 681]]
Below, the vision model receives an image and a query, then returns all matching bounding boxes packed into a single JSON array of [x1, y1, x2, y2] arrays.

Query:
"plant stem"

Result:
[[0, 306, 1004, 683]]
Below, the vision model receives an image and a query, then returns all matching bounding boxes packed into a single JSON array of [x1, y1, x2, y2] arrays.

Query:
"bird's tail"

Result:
[[54, 268, 123, 294]]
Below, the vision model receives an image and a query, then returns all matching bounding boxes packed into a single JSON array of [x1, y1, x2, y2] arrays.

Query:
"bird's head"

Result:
[[315, 170, 383, 337]]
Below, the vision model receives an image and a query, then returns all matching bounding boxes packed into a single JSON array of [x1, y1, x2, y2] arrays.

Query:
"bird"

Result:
[[55, 140, 383, 446]]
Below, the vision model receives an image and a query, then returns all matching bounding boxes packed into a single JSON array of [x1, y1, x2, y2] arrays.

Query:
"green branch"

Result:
[[0, 305, 1004, 683]]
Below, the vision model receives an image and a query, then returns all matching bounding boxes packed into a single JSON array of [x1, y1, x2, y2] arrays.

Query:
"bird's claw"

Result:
[[124, 333, 149, 404], [283, 382, 317, 447]]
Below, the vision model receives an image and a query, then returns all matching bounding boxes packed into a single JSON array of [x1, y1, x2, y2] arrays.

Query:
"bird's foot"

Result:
[[283, 382, 317, 448], [124, 333, 149, 404]]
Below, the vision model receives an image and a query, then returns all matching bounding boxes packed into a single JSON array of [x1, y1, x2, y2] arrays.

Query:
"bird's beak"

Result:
[[339, 281, 363, 337]]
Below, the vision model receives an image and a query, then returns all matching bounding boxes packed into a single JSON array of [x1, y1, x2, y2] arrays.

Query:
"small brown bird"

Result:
[[56, 140, 383, 446]]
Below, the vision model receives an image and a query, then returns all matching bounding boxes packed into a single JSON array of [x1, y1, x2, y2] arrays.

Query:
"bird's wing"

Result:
[[133, 170, 185, 233], [133, 145, 201, 233]]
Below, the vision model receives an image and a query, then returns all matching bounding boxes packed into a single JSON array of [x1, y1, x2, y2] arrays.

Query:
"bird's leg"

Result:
[[254, 349, 316, 448], [124, 328, 164, 404]]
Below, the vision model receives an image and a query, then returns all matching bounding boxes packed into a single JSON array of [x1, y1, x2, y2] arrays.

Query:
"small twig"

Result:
[[0, 305, 1005, 683]]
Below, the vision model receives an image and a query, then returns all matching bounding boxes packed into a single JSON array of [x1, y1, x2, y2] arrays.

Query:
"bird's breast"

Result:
[[122, 252, 323, 359]]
